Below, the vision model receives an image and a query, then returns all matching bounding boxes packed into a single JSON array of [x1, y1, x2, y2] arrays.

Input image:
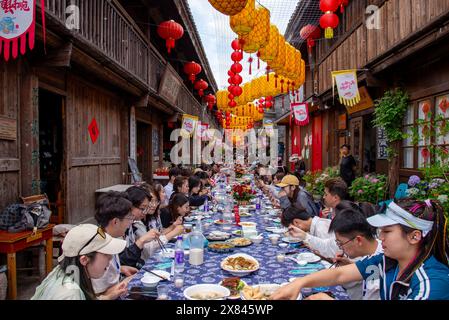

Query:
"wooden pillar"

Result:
[[6, 253, 16, 300], [20, 63, 40, 196]]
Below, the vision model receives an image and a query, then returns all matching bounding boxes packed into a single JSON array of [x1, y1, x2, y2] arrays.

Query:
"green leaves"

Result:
[[373, 89, 410, 160], [349, 174, 388, 204]]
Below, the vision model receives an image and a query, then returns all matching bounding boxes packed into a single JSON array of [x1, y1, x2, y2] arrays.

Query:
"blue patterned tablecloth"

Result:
[[128, 197, 349, 300]]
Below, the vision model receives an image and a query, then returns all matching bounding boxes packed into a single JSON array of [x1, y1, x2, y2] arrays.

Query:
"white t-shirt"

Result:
[[304, 217, 340, 259], [164, 182, 174, 200], [91, 254, 121, 294]]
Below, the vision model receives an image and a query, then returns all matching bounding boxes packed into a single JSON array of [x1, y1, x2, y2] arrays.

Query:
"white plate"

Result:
[[184, 284, 230, 300], [297, 252, 321, 263], [271, 228, 288, 234], [161, 248, 175, 258], [282, 237, 302, 244], [141, 270, 171, 288], [221, 253, 260, 277]]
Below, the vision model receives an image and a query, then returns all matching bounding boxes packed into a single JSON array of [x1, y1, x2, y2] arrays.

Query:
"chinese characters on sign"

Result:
[[331, 70, 361, 107], [377, 127, 388, 160], [291, 102, 309, 126], [158, 65, 182, 106]]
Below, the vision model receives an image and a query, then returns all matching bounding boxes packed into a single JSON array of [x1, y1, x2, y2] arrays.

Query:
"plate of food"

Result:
[[214, 219, 225, 225], [297, 252, 321, 263], [183, 284, 230, 300], [227, 237, 252, 247], [240, 284, 281, 300], [219, 277, 247, 299], [208, 242, 234, 253], [232, 230, 243, 237], [239, 212, 252, 217], [221, 253, 259, 276], [265, 227, 288, 234], [282, 236, 302, 244], [238, 222, 257, 228], [206, 231, 231, 241]]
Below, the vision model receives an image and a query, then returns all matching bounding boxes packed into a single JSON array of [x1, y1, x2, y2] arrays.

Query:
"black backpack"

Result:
[[0, 200, 51, 233]]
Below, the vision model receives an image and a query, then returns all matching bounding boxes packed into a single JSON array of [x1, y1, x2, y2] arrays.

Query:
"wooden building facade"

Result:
[[0, 0, 217, 224], [283, 0, 449, 188]]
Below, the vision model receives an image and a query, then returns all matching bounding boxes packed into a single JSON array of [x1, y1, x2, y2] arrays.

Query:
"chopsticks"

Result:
[[144, 268, 169, 281], [156, 237, 168, 253]]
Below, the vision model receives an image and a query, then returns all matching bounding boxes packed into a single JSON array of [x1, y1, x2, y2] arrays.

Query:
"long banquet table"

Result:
[[128, 182, 349, 300]]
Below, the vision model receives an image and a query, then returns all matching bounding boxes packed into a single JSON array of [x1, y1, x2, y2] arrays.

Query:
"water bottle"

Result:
[[174, 236, 185, 273], [204, 198, 209, 213], [189, 225, 204, 266], [256, 195, 261, 214]]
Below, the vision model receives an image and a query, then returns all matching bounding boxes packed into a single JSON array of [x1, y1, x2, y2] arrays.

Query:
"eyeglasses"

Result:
[[77, 227, 106, 256], [335, 236, 357, 249]]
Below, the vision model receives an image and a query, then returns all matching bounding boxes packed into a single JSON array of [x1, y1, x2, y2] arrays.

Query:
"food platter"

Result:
[[221, 253, 259, 276], [218, 278, 247, 299], [208, 242, 234, 253], [226, 237, 252, 247], [240, 284, 281, 300], [206, 231, 231, 241]]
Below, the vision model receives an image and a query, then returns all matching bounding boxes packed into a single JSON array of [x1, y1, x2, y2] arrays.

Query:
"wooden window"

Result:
[[401, 92, 449, 169]]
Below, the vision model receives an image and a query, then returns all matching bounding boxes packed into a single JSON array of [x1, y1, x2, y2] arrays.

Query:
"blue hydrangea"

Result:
[[408, 175, 421, 187]]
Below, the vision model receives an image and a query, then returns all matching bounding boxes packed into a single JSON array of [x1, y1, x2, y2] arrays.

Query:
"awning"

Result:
[[273, 111, 292, 125]]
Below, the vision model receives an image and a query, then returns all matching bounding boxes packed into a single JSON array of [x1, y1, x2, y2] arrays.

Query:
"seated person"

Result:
[[272, 199, 449, 300], [281, 205, 339, 259], [170, 176, 189, 200], [159, 193, 190, 229], [305, 207, 382, 300], [31, 224, 127, 300], [268, 172, 285, 200], [321, 178, 348, 219], [92, 192, 154, 296], [188, 176, 210, 207], [154, 183, 168, 208], [277, 175, 319, 217]]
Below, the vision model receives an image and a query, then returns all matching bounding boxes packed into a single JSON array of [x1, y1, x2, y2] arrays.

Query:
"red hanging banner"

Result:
[[291, 102, 310, 126], [0, 0, 45, 61]]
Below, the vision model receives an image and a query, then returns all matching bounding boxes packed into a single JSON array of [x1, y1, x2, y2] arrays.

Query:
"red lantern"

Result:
[[231, 51, 243, 62], [231, 39, 242, 51], [194, 79, 208, 97], [227, 70, 235, 77], [231, 62, 243, 74], [300, 25, 321, 53], [339, 0, 349, 13], [258, 106, 264, 114], [228, 100, 237, 108], [157, 20, 184, 54], [231, 86, 243, 97], [320, 12, 339, 39], [228, 93, 235, 100], [320, 0, 339, 39], [205, 94, 216, 110], [183, 61, 202, 83], [265, 101, 273, 109], [228, 85, 235, 93], [232, 74, 243, 85]]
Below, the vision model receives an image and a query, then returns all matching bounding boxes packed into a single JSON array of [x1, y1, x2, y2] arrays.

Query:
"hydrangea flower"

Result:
[[408, 175, 421, 187], [357, 190, 364, 194], [437, 195, 448, 203], [406, 187, 419, 197]]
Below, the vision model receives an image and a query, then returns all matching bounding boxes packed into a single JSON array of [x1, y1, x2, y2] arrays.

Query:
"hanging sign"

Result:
[[197, 122, 209, 141], [291, 102, 309, 126], [180, 114, 198, 138], [377, 127, 388, 160], [332, 70, 361, 107], [263, 122, 274, 137], [0, 0, 46, 61]]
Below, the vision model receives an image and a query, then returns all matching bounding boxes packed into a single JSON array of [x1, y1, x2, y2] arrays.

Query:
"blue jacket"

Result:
[[356, 253, 449, 300], [279, 187, 319, 216]]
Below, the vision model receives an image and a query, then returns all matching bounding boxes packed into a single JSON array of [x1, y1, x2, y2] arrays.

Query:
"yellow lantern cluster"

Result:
[[239, 5, 270, 54], [208, 0, 248, 16], [230, 0, 256, 36], [259, 25, 279, 62]]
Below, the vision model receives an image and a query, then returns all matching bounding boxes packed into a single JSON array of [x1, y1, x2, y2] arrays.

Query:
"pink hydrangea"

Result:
[[357, 190, 364, 194]]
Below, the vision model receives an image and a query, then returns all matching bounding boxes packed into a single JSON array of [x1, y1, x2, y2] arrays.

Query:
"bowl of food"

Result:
[[238, 222, 257, 228], [240, 284, 281, 300], [226, 237, 252, 247], [219, 277, 247, 299], [270, 227, 288, 234], [247, 234, 263, 244], [221, 253, 259, 277], [208, 242, 234, 253], [183, 284, 230, 300], [141, 270, 171, 288]]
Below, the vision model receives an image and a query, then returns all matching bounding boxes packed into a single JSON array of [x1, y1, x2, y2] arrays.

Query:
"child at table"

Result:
[[272, 199, 449, 300], [159, 193, 190, 229], [31, 224, 127, 300]]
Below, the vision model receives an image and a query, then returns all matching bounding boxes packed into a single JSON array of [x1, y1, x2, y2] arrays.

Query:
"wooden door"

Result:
[[311, 115, 323, 171], [137, 121, 152, 182], [350, 117, 363, 175]]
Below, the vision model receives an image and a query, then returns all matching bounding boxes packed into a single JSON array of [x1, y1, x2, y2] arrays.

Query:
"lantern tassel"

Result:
[[325, 28, 334, 39]]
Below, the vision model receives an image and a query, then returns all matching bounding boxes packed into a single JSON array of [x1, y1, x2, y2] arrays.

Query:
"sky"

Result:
[[188, 0, 301, 90]]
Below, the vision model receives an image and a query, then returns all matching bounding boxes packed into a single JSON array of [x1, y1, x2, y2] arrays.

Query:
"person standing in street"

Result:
[[339, 144, 357, 188]]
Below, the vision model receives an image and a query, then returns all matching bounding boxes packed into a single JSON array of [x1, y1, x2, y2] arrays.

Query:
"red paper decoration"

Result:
[[88, 118, 100, 144], [319, 0, 340, 39], [194, 79, 208, 97], [183, 61, 202, 83], [205, 94, 216, 110], [157, 20, 184, 54], [231, 62, 243, 74], [231, 51, 243, 62], [300, 25, 322, 54]]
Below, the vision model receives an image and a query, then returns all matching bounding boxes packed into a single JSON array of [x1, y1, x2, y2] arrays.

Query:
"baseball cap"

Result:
[[276, 175, 300, 188], [289, 154, 299, 162], [58, 224, 126, 262]]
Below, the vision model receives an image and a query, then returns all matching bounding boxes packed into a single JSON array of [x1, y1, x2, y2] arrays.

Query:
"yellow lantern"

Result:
[[259, 25, 279, 63], [208, 0, 248, 16], [216, 90, 228, 110], [239, 5, 270, 53], [270, 36, 286, 72], [230, 0, 256, 36]]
